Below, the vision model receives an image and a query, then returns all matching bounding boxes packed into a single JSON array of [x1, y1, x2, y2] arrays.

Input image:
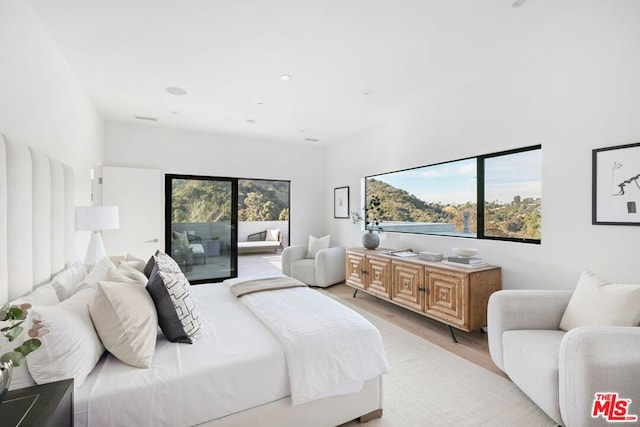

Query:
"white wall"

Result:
[[326, 2, 640, 290], [0, 1, 104, 258], [104, 122, 325, 246]]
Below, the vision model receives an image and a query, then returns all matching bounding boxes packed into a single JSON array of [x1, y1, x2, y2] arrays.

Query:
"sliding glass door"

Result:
[[166, 175, 237, 284], [166, 174, 290, 284]]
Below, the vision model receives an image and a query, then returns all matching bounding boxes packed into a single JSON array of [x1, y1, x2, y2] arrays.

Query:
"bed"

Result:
[[0, 135, 387, 426]]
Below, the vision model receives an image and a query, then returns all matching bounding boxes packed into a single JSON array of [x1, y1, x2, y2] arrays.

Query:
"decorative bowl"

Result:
[[452, 247, 478, 258]]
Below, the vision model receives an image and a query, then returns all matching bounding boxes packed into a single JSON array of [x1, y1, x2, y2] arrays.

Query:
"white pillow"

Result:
[[7, 284, 60, 390], [559, 269, 640, 331], [111, 264, 148, 286], [27, 288, 105, 389], [89, 281, 158, 368], [306, 234, 330, 259], [11, 283, 60, 307], [265, 229, 280, 242], [50, 262, 88, 301], [75, 257, 116, 293], [121, 253, 146, 273]]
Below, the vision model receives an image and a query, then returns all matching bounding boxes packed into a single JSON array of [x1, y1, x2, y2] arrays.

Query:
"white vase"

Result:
[[362, 230, 380, 250]]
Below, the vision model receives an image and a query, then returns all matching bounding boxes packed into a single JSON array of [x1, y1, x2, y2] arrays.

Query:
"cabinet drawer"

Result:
[[426, 270, 467, 328]]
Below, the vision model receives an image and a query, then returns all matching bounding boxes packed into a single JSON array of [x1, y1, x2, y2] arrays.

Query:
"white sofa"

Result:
[[488, 290, 640, 427], [281, 245, 345, 288]]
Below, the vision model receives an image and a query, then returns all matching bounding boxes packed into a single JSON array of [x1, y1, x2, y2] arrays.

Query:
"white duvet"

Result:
[[231, 277, 389, 405]]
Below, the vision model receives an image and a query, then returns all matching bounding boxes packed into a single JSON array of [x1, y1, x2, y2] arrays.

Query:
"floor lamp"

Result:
[[75, 206, 120, 270]]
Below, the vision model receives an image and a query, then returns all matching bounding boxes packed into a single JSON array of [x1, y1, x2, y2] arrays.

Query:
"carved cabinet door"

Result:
[[366, 255, 392, 298], [425, 269, 467, 328], [391, 261, 425, 312], [345, 251, 366, 289]]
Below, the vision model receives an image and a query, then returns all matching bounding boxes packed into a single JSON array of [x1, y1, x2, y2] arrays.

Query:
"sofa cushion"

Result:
[[559, 269, 640, 331], [306, 234, 330, 259], [265, 229, 280, 241], [503, 329, 565, 424]]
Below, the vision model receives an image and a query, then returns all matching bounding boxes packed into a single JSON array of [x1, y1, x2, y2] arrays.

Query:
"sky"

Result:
[[371, 149, 541, 204]]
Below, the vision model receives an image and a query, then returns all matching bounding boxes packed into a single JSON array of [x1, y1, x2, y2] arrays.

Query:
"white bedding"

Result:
[[228, 276, 389, 405], [76, 283, 289, 427], [76, 277, 387, 426]]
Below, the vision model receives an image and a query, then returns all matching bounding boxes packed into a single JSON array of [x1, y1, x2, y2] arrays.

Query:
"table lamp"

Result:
[[75, 206, 119, 270]]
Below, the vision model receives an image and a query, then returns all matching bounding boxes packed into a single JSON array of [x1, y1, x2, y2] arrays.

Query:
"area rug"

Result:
[[335, 299, 557, 427]]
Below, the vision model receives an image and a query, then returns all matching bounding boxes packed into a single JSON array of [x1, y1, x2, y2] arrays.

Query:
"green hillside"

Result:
[[367, 178, 540, 239], [171, 178, 290, 223]]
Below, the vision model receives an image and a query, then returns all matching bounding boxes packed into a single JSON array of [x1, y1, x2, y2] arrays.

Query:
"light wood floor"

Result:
[[322, 283, 506, 378]]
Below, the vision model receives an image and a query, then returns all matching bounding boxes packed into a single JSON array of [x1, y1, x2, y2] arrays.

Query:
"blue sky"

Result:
[[370, 150, 541, 204]]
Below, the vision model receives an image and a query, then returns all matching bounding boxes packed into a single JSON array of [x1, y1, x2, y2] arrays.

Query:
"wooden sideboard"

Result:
[[345, 248, 501, 337]]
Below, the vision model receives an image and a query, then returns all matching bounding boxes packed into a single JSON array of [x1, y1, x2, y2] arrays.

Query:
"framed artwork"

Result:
[[592, 142, 640, 225], [334, 186, 350, 219]]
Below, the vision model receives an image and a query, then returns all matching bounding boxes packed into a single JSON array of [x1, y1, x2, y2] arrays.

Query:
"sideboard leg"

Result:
[[448, 325, 458, 343], [353, 289, 358, 298]]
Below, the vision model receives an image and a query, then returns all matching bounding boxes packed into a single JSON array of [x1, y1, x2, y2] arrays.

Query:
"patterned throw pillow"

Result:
[[145, 252, 202, 344]]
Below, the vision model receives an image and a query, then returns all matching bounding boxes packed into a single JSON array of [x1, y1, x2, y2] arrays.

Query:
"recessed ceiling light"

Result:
[[166, 86, 187, 96], [364, 91, 373, 96], [170, 111, 179, 115], [134, 115, 158, 121], [304, 138, 320, 142], [257, 102, 265, 106], [280, 75, 291, 81], [246, 119, 256, 124]]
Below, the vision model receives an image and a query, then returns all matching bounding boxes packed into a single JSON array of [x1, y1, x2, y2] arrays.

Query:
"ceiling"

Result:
[[28, 0, 608, 145]]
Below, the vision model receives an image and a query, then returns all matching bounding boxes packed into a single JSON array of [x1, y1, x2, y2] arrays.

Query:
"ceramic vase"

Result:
[[362, 230, 380, 250], [0, 360, 13, 405]]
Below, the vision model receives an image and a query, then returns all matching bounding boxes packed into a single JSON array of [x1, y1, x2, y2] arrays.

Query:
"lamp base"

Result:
[[84, 231, 107, 270]]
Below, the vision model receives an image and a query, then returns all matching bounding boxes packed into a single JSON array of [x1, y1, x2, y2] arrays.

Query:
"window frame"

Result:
[[364, 144, 542, 244]]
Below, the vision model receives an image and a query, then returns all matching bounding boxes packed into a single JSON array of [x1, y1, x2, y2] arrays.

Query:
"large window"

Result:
[[365, 145, 541, 243]]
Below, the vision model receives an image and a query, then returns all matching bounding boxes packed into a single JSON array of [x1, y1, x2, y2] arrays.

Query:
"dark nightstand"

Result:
[[0, 379, 73, 427]]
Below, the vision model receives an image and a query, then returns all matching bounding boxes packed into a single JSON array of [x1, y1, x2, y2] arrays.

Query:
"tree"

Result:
[[240, 192, 278, 221]]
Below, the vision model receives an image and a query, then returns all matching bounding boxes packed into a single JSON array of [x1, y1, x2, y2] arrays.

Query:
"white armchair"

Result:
[[488, 290, 640, 427], [281, 245, 345, 288]]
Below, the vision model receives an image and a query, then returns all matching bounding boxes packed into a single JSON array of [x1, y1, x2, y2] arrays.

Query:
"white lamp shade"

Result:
[[75, 206, 120, 231]]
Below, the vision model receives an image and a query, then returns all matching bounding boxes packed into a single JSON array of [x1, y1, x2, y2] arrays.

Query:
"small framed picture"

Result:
[[592, 142, 640, 225], [334, 186, 350, 219]]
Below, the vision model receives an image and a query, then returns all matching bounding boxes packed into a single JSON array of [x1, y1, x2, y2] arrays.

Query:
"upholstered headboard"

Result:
[[0, 133, 75, 304]]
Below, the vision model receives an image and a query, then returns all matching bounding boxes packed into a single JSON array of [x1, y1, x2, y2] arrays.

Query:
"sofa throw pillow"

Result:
[[146, 264, 201, 343], [265, 229, 280, 242], [559, 269, 640, 331], [306, 234, 330, 259], [27, 288, 105, 389], [89, 281, 158, 368]]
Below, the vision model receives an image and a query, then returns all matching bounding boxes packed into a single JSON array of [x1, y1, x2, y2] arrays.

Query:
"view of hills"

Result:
[[238, 179, 290, 221], [367, 178, 541, 240], [171, 178, 290, 223]]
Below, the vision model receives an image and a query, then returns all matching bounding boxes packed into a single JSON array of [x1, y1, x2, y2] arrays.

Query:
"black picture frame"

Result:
[[334, 186, 349, 219], [592, 142, 640, 225]]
